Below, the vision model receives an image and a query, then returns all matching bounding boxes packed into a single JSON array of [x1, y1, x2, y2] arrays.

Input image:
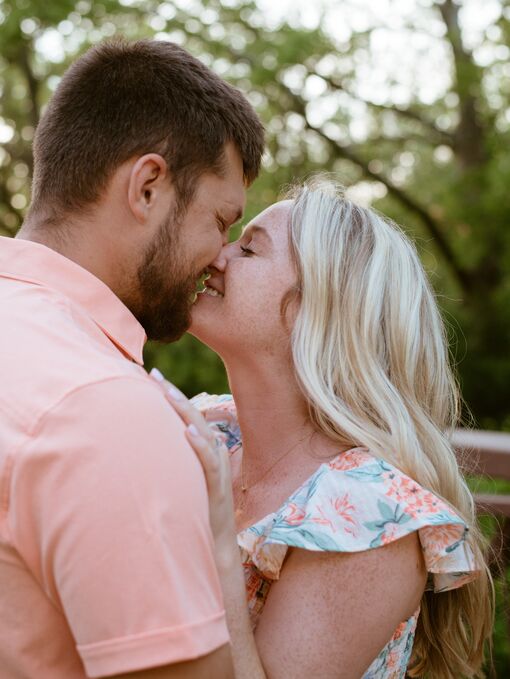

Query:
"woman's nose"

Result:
[[208, 240, 237, 273]]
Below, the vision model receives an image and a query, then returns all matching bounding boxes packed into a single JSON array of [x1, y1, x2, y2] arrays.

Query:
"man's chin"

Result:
[[143, 311, 192, 344]]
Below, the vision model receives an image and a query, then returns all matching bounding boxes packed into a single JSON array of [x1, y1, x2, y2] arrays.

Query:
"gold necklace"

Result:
[[240, 432, 309, 493]]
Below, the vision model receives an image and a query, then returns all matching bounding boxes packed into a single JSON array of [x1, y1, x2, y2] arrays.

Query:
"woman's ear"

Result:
[[280, 284, 301, 328], [127, 153, 168, 223]]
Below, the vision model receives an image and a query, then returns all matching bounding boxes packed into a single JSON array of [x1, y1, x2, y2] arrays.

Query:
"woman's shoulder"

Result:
[[239, 447, 479, 592]]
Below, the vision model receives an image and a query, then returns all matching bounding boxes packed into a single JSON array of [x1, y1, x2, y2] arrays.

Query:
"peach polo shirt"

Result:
[[0, 236, 229, 678]]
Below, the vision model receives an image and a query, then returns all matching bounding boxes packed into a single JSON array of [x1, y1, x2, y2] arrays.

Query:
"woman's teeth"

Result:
[[203, 287, 223, 298]]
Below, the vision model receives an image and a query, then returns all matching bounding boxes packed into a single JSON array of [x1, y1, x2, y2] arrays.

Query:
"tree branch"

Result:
[[437, 0, 486, 168], [320, 74, 454, 146], [184, 26, 473, 293], [360, 132, 446, 147], [279, 84, 473, 294]]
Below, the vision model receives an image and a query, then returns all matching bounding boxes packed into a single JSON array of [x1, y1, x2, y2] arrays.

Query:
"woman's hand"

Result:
[[149, 370, 267, 679], [149, 369, 238, 555]]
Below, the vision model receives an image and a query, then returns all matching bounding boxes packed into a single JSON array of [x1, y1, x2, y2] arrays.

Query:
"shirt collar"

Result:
[[0, 236, 146, 365]]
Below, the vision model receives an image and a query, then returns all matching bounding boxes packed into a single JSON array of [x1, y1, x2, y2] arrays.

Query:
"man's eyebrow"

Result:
[[232, 207, 243, 224], [224, 206, 243, 227], [217, 207, 242, 233]]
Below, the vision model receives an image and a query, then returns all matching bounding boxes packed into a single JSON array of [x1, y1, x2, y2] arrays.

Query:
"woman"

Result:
[[153, 177, 493, 678]]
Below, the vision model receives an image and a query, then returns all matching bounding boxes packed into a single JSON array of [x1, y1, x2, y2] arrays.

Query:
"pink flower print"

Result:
[[386, 475, 422, 503], [392, 620, 407, 641], [421, 490, 448, 514], [310, 505, 335, 531], [328, 447, 371, 471], [330, 494, 357, 532], [386, 475, 442, 519], [420, 523, 464, 558], [404, 489, 447, 519], [381, 523, 401, 545], [284, 502, 306, 525], [386, 647, 400, 670]]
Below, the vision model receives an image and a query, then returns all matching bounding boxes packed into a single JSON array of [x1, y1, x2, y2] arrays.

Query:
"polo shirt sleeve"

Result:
[[10, 376, 230, 678]]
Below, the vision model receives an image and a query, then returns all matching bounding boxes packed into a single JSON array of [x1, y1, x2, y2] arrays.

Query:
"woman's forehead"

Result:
[[244, 199, 293, 232]]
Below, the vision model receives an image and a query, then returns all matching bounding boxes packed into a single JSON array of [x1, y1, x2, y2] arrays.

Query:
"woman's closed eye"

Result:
[[240, 245, 255, 256]]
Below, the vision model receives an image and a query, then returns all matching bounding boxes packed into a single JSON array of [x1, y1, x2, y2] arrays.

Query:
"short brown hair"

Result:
[[30, 39, 265, 221]]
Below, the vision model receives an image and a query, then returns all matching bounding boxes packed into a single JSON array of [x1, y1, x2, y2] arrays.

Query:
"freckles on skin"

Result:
[[189, 200, 297, 355], [228, 201, 297, 347], [240, 200, 296, 298]]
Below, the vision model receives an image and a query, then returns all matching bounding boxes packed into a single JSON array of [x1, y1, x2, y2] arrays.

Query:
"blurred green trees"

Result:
[[1, 0, 509, 428], [1, 0, 510, 673]]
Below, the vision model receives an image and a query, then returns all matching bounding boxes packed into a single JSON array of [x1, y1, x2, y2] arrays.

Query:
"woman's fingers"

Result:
[[150, 368, 214, 442], [149, 368, 227, 487], [149, 369, 236, 544], [185, 426, 222, 486]]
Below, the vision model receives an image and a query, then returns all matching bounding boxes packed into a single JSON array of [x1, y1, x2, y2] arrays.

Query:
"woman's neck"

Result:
[[223, 352, 349, 530], [224, 353, 338, 482]]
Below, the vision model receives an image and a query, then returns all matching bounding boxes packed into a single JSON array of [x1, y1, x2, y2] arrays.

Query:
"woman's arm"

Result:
[[154, 376, 427, 678], [254, 534, 426, 678], [150, 373, 266, 679]]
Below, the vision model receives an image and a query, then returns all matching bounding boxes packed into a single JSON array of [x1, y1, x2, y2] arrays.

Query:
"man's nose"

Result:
[[208, 241, 237, 273]]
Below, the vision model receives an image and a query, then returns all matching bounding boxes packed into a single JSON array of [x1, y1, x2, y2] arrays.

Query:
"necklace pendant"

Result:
[[241, 484, 247, 492]]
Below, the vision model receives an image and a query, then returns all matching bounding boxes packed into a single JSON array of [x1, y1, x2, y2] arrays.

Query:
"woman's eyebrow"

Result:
[[241, 224, 272, 246]]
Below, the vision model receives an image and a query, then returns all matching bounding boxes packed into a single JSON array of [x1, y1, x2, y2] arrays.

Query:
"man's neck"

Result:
[[17, 217, 123, 299]]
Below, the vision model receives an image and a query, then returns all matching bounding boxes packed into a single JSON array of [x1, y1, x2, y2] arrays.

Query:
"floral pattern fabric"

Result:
[[192, 393, 480, 678]]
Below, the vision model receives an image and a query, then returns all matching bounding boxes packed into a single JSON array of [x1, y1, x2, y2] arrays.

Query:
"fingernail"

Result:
[[150, 368, 165, 382], [188, 424, 199, 436], [167, 385, 185, 401]]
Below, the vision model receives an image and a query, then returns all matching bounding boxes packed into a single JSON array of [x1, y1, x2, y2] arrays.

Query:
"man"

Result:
[[0, 39, 264, 678]]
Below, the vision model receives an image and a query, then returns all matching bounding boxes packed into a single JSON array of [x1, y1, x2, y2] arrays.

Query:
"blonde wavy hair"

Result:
[[285, 176, 494, 678]]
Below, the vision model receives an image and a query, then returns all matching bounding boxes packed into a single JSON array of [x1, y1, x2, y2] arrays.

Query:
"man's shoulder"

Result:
[[0, 281, 148, 433]]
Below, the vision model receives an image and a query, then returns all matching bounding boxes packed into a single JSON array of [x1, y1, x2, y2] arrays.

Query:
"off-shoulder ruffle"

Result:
[[193, 394, 479, 594], [238, 449, 479, 593]]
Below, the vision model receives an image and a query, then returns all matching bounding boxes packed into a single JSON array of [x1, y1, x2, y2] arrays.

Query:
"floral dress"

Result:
[[192, 393, 479, 679]]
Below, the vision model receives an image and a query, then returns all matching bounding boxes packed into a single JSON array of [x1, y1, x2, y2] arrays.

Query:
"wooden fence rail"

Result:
[[452, 428, 510, 655], [452, 429, 510, 516]]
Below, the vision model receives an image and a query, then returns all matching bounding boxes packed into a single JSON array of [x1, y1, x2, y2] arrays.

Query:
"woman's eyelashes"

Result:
[[240, 244, 255, 256]]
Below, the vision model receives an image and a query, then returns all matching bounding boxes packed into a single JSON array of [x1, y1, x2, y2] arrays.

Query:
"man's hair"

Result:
[[29, 39, 265, 222]]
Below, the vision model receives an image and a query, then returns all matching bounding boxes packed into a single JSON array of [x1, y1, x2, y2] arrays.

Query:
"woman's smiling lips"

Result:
[[201, 279, 224, 298]]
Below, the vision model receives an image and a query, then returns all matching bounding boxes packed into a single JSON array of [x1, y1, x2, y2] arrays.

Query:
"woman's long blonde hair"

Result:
[[286, 176, 493, 678]]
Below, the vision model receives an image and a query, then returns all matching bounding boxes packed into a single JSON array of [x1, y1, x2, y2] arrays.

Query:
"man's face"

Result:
[[135, 143, 246, 342]]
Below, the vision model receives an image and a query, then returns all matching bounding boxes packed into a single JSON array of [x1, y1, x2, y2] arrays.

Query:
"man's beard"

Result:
[[134, 208, 201, 343]]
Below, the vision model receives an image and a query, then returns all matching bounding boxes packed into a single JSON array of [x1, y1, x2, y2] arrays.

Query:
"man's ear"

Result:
[[127, 153, 168, 223]]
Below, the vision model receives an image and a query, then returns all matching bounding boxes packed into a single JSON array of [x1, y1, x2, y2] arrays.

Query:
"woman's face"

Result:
[[190, 200, 298, 358]]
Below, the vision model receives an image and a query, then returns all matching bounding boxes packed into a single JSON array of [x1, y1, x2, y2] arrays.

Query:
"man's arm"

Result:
[[12, 375, 231, 678], [108, 643, 234, 679]]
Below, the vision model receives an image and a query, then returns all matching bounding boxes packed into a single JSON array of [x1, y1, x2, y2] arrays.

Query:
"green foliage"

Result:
[[2, 0, 509, 427], [467, 476, 510, 674], [1, 0, 510, 670]]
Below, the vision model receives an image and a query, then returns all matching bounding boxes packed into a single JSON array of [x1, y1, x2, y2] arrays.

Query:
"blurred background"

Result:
[[1, 0, 509, 672]]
